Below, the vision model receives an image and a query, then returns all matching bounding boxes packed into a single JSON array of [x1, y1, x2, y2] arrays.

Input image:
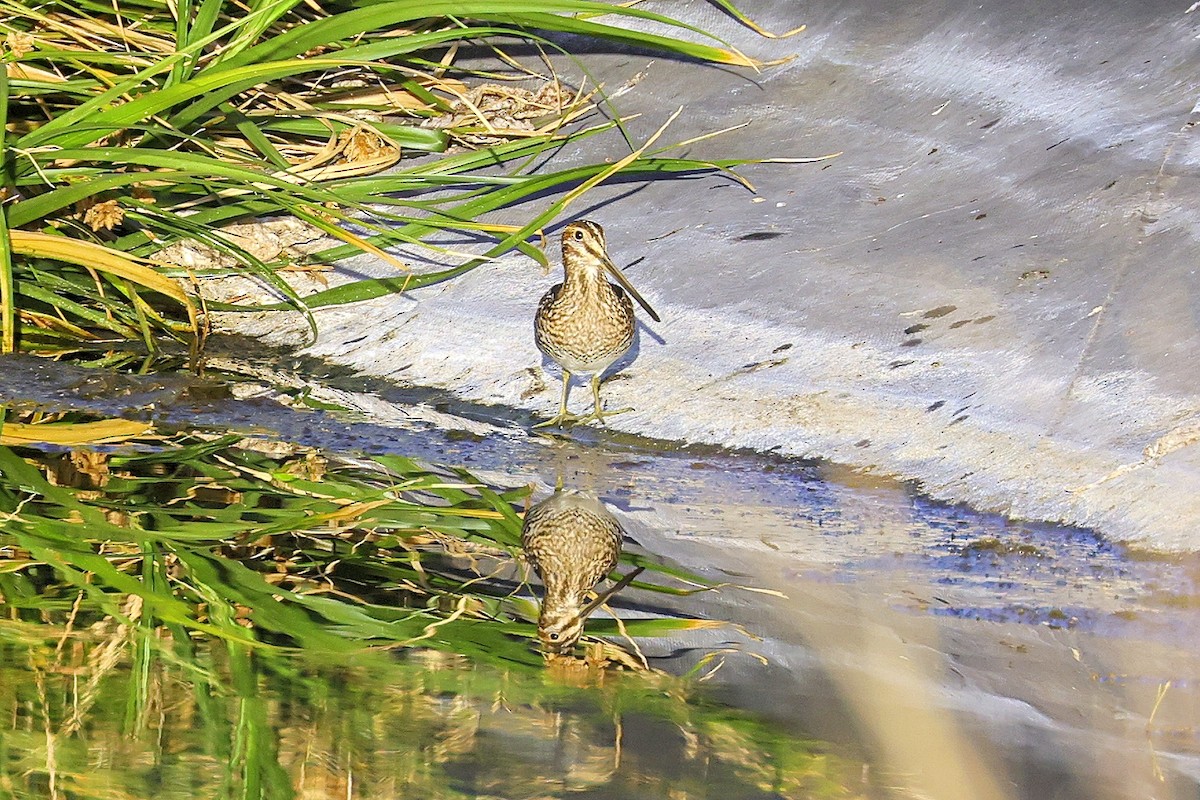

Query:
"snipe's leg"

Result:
[[534, 370, 583, 428], [576, 373, 632, 426]]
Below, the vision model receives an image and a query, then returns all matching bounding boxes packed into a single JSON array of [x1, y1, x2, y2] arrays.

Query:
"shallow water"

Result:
[[2, 349, 1199, 799], [0, 638, 863, 799]]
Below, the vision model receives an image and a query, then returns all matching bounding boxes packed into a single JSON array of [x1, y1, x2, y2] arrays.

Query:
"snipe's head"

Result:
[[538, 604, 585, 654], [560, 220, 608, 282], [558, 219, 661, 322]]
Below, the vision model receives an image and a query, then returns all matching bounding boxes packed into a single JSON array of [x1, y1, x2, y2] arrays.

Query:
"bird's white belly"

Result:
[[555, 350, 619, 375]]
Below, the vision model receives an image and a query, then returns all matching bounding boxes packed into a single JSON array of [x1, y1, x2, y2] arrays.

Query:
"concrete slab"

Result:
[[213, 0, 1200, 550]]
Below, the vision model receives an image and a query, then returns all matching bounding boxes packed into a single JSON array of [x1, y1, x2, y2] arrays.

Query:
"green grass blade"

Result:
[[0, 69, 12, 354], [9, 4, 288, 152], [217, 1, 751, 71]]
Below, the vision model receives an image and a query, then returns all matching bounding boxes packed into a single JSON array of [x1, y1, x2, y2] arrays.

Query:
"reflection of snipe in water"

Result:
[[521, 488, 640, 654], [534, 220, 660, 428]]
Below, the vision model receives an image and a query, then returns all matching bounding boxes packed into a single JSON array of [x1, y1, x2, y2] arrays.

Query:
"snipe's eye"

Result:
[[573, 230, 584, 241], [549, 632, 560, 640]]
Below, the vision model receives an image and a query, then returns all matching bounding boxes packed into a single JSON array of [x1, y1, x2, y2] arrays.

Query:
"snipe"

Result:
[[534, 220, 660, 427], [521, 489, 634, 654]]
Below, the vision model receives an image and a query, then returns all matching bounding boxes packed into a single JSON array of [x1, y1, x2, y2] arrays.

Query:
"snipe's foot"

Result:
[[574, 405, 633, 427], [533, 411, 584, 429]]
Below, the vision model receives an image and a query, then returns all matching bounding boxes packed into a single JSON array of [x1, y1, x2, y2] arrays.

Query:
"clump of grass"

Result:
[[0, 409, 721, 665], [0, 0, 799, 357]]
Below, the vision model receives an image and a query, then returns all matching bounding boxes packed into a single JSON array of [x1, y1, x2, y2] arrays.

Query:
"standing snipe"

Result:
[[521, 489, 627, 654], [534, 220, 660, 427]]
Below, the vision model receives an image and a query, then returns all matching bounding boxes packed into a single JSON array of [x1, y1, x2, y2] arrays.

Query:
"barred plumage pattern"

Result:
[[534, 280, 634, 375], [521, 490, 624, 653]]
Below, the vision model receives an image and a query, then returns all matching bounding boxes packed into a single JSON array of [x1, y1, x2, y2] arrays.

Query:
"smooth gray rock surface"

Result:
[[216, 0, 1200, 550]]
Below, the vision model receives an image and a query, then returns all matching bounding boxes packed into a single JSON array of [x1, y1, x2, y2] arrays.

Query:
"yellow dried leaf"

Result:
[[9, 229, 197, 330], [5, 62, 64, 83], [1, 419, 152, 446]]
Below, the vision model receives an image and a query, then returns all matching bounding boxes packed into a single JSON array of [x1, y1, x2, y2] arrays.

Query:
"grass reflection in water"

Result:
[[0, 415, 862, 798], [0, 636, 861, 799]]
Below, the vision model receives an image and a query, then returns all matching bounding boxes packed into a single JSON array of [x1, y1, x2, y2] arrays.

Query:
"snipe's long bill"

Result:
[[533, 220, 659, 428]]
